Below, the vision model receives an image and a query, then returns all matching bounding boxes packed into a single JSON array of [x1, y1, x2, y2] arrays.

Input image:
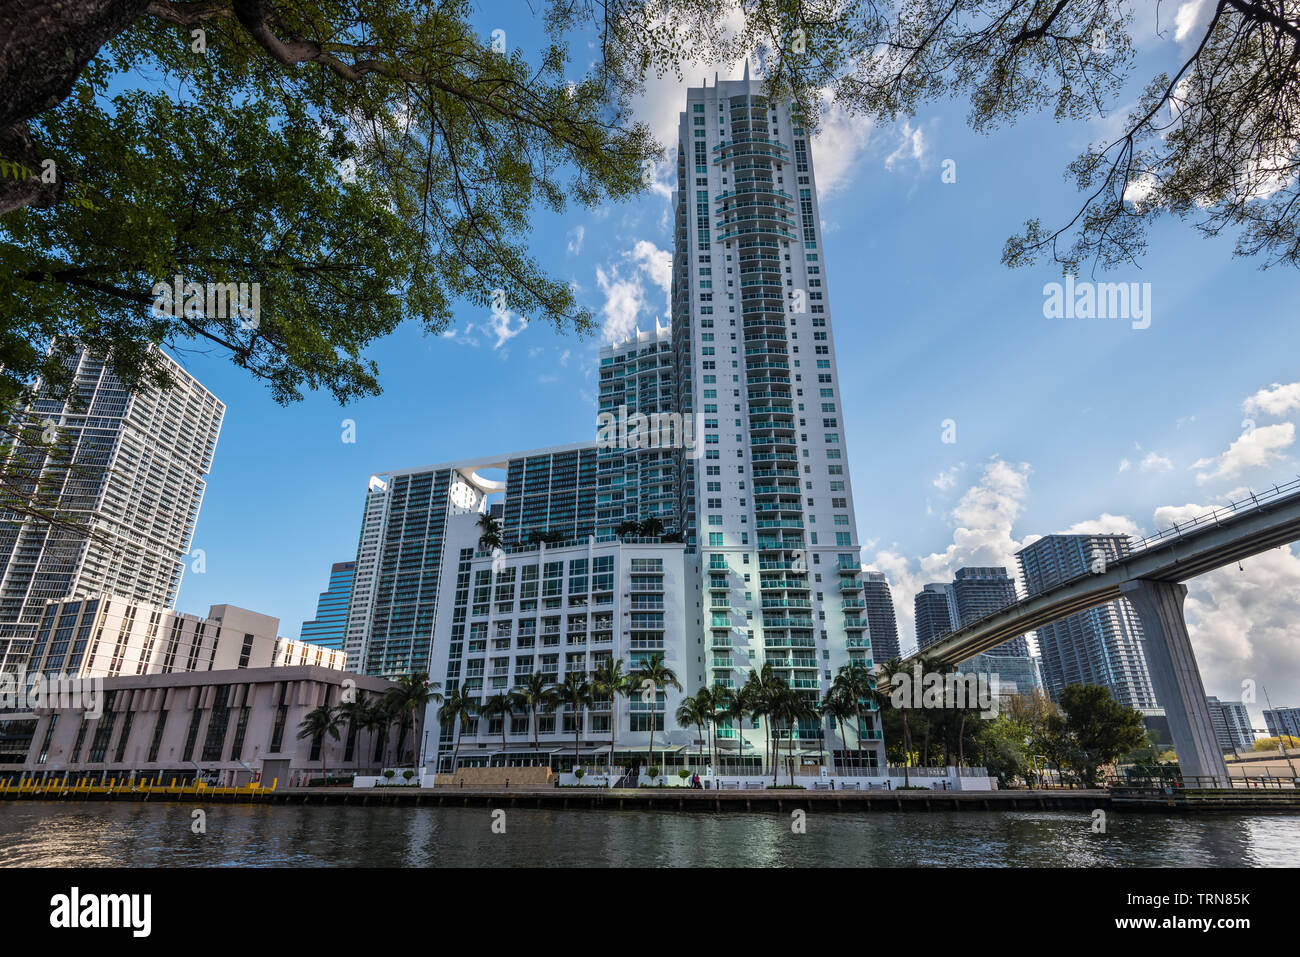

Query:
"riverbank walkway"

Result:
[[4, 778, 1298, 813]]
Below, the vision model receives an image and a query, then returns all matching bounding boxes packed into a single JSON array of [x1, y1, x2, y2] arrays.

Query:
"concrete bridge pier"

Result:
[[1120, 579, 1229, 787]]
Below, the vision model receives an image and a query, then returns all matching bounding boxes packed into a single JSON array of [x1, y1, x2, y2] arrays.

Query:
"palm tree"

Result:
[[337, 696, 370, 775], [552, 672, 594, 774], [480, 693, 514, 766], [876, 657, 913, 787], [768, 685, 794, 787], [832, 664, 874, 772], [591, 658, 630, 774], [781, 691, 818, 786], [706, 683, 732, 773], [722, 683, 750, 776], [676, 693, 708, 771], [639, 516, 665, 538], [633, 654, 681, 780], [745, 662, 783, 775], [360, 701, 389, 770], [436, 687, 478, 774], [615, 519, 642, 540], [821, 685, 857, 775], [384, 673, 443, 769], [297, 704, 344, 780], [513, 672, 556, 767], [477, 512, 504, 552]]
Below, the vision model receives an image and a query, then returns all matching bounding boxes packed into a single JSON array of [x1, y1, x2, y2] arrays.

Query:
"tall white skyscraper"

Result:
[[0, 346, 224, 673], [668, 72, 884, 769]]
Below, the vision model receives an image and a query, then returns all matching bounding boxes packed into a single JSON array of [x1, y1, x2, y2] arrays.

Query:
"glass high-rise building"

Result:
[[1016, 534, 1159, 712], [1205, 696, 1255, 752], [300, 561, 356, 652], [0, 346, 224, 674], [859, 571, 901, 663], [915, 583, 954, 651], [596, 324, 680, 534], [949, 566, 1027, 657], [1263, 707, 1300, 740]]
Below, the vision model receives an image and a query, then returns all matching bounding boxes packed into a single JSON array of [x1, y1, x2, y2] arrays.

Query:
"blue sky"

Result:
[[169, 4, 1300, 721]]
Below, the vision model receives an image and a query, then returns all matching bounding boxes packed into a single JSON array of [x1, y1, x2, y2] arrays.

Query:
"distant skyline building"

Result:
[[949, 566, 1026, 657], [1264, 706, 1300, 740], [299, 561, 355, 652], [0, 346, 224, 675], [1016, 534, 1159, 712], [915, 583, 954, 651], [958, 652, 1043, 699], [860, 571, 900, 662], [1205, 696, 1255, 753]]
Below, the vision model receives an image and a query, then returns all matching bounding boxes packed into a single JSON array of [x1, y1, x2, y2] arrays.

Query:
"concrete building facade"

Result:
[[19, 595, 344, 681], [0, 666, 392, 785]]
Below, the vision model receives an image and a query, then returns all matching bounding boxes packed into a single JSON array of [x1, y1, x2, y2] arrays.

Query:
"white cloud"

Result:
[[1243, 381, 1300, 418], [1062, 513, 1142, 537], [1194, 422, 1295, 484], [872, 459, 1032, 649], [558, 349, 572, 366], [884, 120, 928, 173], [1174, 0, 1212, 43], [811, 95, 876, 195], [630, 240, 672, 303], [566, 225, 585, 255], [1140, 450, 1174, 473], [1118, 457, 1132, 473], [932, 465, 963, 491], [595, 264, 647, 345], [484, 309, 528, 350], [591, 239, 675, 346]]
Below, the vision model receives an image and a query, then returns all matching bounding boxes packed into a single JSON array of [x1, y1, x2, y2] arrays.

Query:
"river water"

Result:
[[0, 803, 1295, 867]]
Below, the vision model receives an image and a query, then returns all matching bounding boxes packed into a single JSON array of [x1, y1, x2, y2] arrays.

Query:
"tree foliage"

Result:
[[1, 0, 657, 411]]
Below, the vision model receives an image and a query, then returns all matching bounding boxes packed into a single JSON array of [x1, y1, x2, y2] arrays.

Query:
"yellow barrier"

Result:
[[1, 774, 276, 800]]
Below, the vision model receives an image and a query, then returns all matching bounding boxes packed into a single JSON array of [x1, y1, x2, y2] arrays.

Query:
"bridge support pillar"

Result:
[[1120, 580, 1228, 788]]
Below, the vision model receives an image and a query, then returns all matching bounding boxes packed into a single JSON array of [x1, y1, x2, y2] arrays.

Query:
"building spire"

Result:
[[743, 59, 749, 81]]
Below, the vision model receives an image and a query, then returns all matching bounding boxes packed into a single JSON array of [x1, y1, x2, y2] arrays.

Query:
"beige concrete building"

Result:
[[21, 595, 344, 680], [2, 666, 394, 785]]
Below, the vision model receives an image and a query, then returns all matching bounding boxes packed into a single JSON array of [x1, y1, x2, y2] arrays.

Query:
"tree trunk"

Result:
[[608, 692, 617, 776], [532, 704, 540, 768], [853, 704, 864, 772], [901, 711, 911, 787]]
